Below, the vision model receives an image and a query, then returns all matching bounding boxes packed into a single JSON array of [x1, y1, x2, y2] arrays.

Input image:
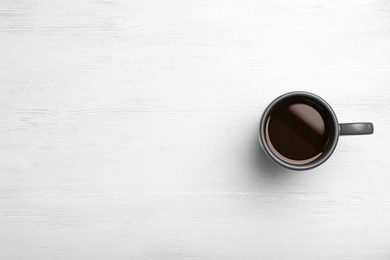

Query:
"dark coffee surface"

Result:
[[265, 98, 332, 165]]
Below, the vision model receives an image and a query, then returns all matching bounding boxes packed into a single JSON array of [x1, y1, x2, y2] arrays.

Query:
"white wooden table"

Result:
[[1, 0, 390, 259]]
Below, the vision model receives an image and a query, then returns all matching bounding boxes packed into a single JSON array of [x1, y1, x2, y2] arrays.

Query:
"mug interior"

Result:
[[259, 92, 339, 170]]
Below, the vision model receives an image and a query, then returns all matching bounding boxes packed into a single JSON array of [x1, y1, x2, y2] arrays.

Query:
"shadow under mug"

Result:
[[258, 91, 374, 170]]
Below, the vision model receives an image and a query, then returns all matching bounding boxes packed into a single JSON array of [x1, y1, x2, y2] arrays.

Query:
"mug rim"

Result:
[[258, 91, 340, 170]]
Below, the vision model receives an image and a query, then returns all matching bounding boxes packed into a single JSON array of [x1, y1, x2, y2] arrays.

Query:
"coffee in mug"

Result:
[[259, 91, 373, 170]]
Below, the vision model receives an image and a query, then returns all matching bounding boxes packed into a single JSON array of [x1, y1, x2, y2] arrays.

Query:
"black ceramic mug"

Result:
[[258, 91, 374, 170]]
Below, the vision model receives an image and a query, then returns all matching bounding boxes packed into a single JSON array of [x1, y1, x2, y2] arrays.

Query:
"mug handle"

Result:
[[339, 123, 374, 135]]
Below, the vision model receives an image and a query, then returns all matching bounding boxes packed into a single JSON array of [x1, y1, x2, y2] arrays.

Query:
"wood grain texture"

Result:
[[1, 0, 390, 259]]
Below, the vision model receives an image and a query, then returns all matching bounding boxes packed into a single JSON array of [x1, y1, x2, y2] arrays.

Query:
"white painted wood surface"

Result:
[[1, 0, 390, 259]]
